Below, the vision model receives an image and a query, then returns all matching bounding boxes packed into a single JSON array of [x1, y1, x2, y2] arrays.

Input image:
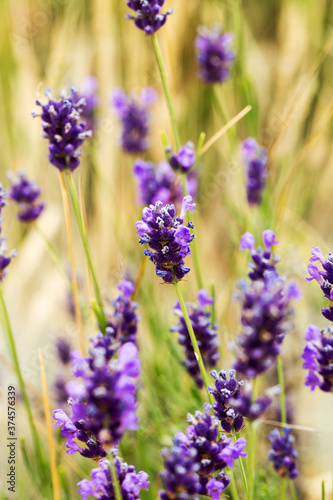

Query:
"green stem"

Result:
[[277, 355, 287, 424], [110, 456, 123, 500], [0, 284, 46, 482], [65, 174, 107, 331], [290, 479, 299, 500], [247, 421, 255, 500], [151, 33, 181, 150], [236, 432, 249, 497], [174, 281, 213, 404], [228, 469, 240, 500]]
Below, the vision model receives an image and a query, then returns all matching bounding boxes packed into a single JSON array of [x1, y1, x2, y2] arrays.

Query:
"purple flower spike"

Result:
[[302, 325, 333, 392], [126, 1, 173, 35], [0, 238, 17, 281], [111, 87, 156, 153], [169, 142, 196, 173], [196, 25, 236, 84], [136, 199, 195, 283], [241, 138, 268, 206], [306, 247, 333, 321], [171, 290, 219, 388], [8, 171, 45, 223], [268, 428, 299, 480], [32, 87, 92, 171], [239, 231, 280, 281], [77, 455, 149, 500]]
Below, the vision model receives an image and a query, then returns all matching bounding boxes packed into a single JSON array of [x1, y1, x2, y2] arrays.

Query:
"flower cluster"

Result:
[[136, 196, 196, 283], [112, 87, 156, 153], [8, 171, 45, 223], [78, 452, 150, 500], [171, 289, 219, 388], [234, 231, 300, 378], [302, 325, 333, 392], [160, 405, 246, 500], [33, 88, 92, 171], [53, 341, 140, 458], [307, 247, 333, 321], [105, 280, 139, 345], [268, 428, 299, 480], [125, 0, 173, 35], [195, 25, 236, 84], [0, 185, 16, 281], [208, 369, 244, 433], [241, 138, 268, 206], [169, 142, 196, 174]]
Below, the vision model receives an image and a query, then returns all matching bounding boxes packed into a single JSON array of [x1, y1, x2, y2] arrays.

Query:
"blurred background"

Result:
[[0, 0, 333, 499]]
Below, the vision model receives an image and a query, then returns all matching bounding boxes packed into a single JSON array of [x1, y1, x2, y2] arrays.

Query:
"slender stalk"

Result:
[[59, 172, 86, 356], [132, 254, 148, 301], [247, 421, 255, 500], [228, 469, 240, 500], [38, 349, 61, 500], [236, 432, 249, 497], [65, 173, 107, 332], [290, 479, 299, 500], [151, 33, 181, 150], [173, 281, 213, 405], [0, 284, 46, 482], [322, 480, 325, 500], [110, 456, 123, 500]]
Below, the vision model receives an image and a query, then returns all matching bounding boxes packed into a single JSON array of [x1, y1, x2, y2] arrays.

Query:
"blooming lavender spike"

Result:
[[241, 138, 268, 206], [233, 273, 299, 378], [306, 247, 333, 321], [169, 142, 196, 174], [239, 230, 280, 282], [8, 171, 45, 223], [105, 280, 139, 345], [78, 454, 150, 500], [125, 0, 173, 35], [111, 87, 156, 154], [195, 25, 236, 84], [53, 339, 140, 457], [171, 289, 219, 388], [33, 87, 92, 171], [0, 186, 16, 280], [302, 324, 333, 392], [208, 369, 244, 433], [136, 198, 196, 283], [268, 428, 299, 479]]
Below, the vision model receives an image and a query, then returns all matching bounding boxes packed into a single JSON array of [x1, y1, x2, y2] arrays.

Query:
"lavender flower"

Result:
[[306, 247, 333, 321], [160, 405, 246, 500], [208, 369, 244, 433], [230, 383, 280, 421], [0, 184, 7, 227], [136, 196, 196, 283], [302, 324, 333, 392], [78, 453, 149, 500], [233, 273, 300, 378], [195, 25, 236, 84], [125, 1, 173, 35], [133, 159, 197, 207], [53, 340, 140, 457], [241, 138, 268, 206], [234, 231, 301, 378], [32, 88, 92, 171], [0, 185, 16, 280], [55, 337, 72, 365], [111, 87, 156, 153], [8, 171, 45, 223], [171, 289, 220, 388], [169, 142, 196, 174], [106, 280, 139, 345], [268, 428, 299, 479], [239, 230, 280, 282]]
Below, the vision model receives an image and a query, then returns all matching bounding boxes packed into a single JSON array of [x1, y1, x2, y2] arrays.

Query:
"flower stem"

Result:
[[173, 281, 213, 405], [247, 421, 255, 500], [38, 349, 61, 500], [65, 173, 107, 332], [0, 284, 46, 484], [59, 172, 86, 356], [228, 469, 240, 500], [277, 355, 287, 500], [151, 33, 181, 150], [236, 432, 249, 497], [110, 456, 122, 500], [132, 254, 148, 301]]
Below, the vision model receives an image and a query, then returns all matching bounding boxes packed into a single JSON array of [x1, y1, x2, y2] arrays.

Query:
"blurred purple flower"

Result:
[[241, 138, 268, 206], [268, 428, 299, 479], [8, 171, 45, 223]]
